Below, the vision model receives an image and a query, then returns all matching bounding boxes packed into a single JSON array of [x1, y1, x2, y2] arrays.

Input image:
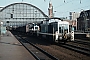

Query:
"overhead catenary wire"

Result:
[[36, 0, 88, 18], [54, 0, 89, 17], [64, 0, 82, 3], [44, 0, 45, 1], [64, 0, 65, 3], [61, 0, 89, 13], [80, 0, 81, 4], [44, 0, 79, 15], [30, 0, 35, 3], [55, 4, 90, 17], [54, 0, 76, 9]]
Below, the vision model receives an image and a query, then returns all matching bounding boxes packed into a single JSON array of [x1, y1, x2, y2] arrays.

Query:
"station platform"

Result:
[[74, 32, 90, 39], [0, 31, 36, 60]]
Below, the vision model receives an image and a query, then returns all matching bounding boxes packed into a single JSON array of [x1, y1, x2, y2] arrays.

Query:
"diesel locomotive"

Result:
[[14, 18, 74, 43]]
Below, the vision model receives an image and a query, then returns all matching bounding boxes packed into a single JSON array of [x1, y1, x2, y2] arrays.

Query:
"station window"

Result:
[[11, 14, 13, 18]]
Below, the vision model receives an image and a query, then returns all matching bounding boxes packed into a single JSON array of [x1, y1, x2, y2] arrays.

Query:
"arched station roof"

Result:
[[0, 2, 48, 17], [0, 2, 48, 27]]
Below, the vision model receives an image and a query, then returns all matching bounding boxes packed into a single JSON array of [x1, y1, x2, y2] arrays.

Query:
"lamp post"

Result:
[[0, 21, 3, 39], [35, 11, 37, 23]]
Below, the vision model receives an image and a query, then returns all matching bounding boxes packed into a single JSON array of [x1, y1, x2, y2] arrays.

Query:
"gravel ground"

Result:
[[12, 32, 90, 60], [24, 36, 90, 60], [66, 42, 90, 49]]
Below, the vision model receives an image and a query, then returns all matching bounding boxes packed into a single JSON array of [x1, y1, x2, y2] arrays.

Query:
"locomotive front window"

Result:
[[59, 24, 68, 33]]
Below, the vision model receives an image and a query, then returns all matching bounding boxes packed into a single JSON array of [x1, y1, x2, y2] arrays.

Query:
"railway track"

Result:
[[13, 31, 90, 56], [14, 34, 59, 60], [11, 31, 90, 60], [75, 38, 90, 41], [73, 39, 90, 45], [59, 43, 90, 56]]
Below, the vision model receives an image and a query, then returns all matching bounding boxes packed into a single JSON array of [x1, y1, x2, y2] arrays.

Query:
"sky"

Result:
[[0, 0, 90, 19]]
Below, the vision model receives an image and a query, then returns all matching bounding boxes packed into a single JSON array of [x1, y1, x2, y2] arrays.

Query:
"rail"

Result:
[[59, 43, 90, 56], [14, 34, 59, 60]]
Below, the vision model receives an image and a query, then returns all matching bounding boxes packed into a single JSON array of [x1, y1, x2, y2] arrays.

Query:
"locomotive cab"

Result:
[[53, 21, 69, 42], [37, 18, 74, 43], [55, 21, 74, 42]]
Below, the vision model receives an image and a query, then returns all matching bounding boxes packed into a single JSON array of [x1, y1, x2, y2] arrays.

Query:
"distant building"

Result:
[[77, 10, 90, 31], [48, 0, 53, 18], [69, 12, 80, 20], [67, 12, 80, 31], [63, 19, 77, 31]]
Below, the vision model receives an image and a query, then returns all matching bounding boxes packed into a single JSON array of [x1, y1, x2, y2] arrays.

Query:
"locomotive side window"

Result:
[[52, 23, 58, 33], [41, 24, 48, 33]]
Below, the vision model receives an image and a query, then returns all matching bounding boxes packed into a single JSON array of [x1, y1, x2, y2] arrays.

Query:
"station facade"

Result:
[[77, 10, 90, 31], [0, 3, 48, 27]]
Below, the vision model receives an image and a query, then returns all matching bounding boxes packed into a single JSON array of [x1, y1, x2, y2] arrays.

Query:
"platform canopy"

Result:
[[0, 2, 48, 27]]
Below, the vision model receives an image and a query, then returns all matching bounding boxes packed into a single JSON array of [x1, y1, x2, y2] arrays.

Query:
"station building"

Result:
[[0, 2, 48, 28], [77, 10, 90, 31]]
